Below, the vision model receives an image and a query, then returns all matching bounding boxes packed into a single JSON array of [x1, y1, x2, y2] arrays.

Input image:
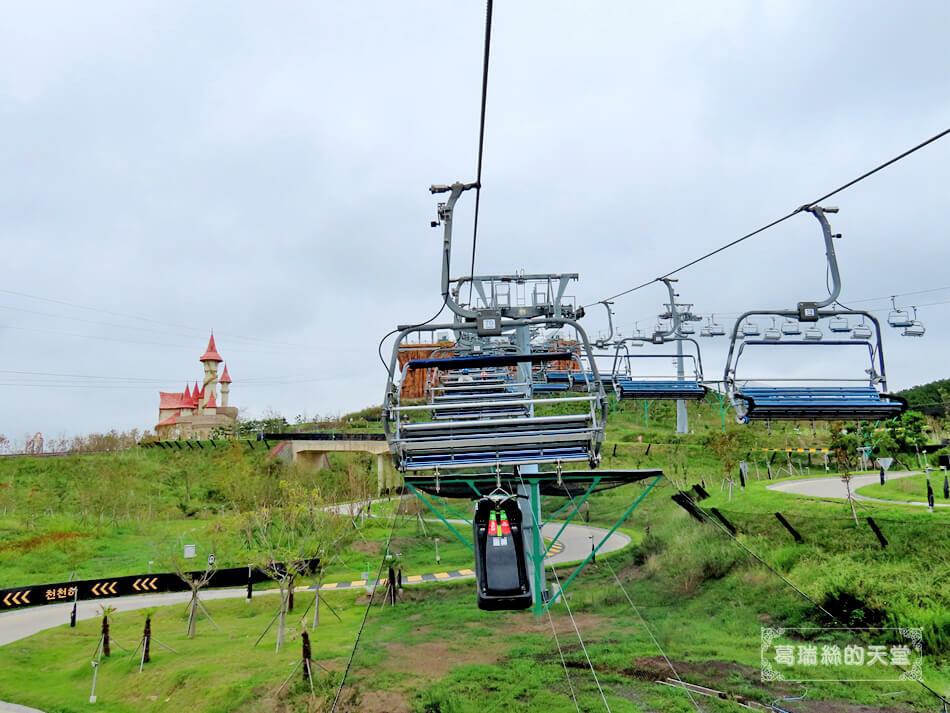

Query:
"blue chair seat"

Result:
[[735, 386, 905, 421], [404, 446, 591, 470], [615, 379, 706, 400], [533, 383, 570, 393]]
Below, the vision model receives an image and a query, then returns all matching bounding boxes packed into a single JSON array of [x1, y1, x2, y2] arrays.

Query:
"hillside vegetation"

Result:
[[0, 399, 947, 711]]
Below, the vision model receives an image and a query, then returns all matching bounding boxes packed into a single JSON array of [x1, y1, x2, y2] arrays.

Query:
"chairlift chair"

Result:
[[384, 182, 607, 475], [851, 319, 872, 340], [828, 316, 850, 333], [723, 206, 906, 424], [902, 308, 925, 337], [887, 296, 913, 328], [610, 337, 707, 401], [781, 319, 801, 336], [707, 315, 726, 337], [700, 325, 713, 338], [763, 318, 782, 341], [741, 320, 761, 337]]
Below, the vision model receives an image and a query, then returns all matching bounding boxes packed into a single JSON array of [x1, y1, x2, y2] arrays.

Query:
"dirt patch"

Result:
[[382, 639, 499, 679], [349, 540, 382, 556], [0, 532, 88, 552], [625, 657, 919, 712], [512, 610, 608, 636], [354, 689, 412, 713]]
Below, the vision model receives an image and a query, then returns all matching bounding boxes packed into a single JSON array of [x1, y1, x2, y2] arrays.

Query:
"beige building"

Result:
[[155, 333, 238, 439]]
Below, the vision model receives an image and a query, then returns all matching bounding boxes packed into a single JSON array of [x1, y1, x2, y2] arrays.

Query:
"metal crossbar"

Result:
[[543, 475, 662, 612]]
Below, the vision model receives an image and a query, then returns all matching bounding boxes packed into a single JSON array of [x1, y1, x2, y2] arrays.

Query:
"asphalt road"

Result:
[[0, 521, 627, 648], [766, 470, 949, 507], [0, 497, 631, 712]]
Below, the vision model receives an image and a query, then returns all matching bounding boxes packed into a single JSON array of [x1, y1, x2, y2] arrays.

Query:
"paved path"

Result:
[[0, 498, 631, 712], [766, 471, 949, 507], [0, 521, 626, 648]]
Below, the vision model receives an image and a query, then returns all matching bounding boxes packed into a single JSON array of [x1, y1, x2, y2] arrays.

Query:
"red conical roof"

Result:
[[219, 364, 232, 384], [200, 333, 223, 362], [205, 391, 217, 408], [193, 382, 201, 406], [184, 383, 192, 399]]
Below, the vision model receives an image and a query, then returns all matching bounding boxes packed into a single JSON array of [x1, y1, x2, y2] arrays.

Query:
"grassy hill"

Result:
[[0, 399, 948, 711]]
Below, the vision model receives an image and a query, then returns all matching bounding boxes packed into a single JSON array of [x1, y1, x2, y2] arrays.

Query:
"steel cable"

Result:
[[547, 607, 582, 713], [466, 0, 493, 305], [558, 484, 704, 712], [668, 479, 950, 708], [582, 125, 950, 310], [329, 497, 403, 712], [515, 470, 612, 712], [602, 558, 705, 712]]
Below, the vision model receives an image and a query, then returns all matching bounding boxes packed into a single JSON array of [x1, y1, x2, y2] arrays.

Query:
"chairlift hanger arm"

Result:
[[594, 301, 614, 348], [653, 278, 681, 339], [801, 206, 842, 311], [431, 181, 480, 319]]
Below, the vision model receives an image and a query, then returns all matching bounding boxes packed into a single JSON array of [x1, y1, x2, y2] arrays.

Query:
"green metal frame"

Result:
[[404, 483, 474, 552], [704, 390, 731, 433], [541, 474, 661, 612], [404, 472, 663, 616]]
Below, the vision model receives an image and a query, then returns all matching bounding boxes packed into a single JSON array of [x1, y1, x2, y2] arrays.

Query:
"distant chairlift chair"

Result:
[[724, 206, 907, 424]]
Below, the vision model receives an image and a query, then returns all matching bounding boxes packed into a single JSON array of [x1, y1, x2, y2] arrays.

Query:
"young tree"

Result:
[[166, 540, 219, 639], [100, 606, 116, 657], [829, 422, 861, 523], [142, 610, 154, 664], [240, 482, 351, 652]]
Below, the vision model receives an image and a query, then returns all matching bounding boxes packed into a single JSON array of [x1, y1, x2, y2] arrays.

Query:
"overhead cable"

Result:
[[583, 125, 950, 309], [669, 481, 950, 708], [329, 498, 403, 713], [466, 0, 494, 303]]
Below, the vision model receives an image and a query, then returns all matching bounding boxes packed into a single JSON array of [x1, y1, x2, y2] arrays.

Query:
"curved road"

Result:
[[0, 508, 629, 649], [766, 470, 949, 508]]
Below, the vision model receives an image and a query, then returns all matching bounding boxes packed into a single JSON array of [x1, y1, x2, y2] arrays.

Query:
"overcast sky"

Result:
[[2, 1, 949, 442]]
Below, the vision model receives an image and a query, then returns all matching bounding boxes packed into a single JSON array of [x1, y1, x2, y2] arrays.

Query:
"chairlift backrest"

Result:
[[828, 316, 850, 332], [741, 320, 760, 337], [888, 296, 913, 328], [723, 308, 904, 423], [781, 319, 801, 335]]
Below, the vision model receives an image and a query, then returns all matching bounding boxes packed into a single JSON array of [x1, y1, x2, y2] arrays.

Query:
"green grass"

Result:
[[2, 542, 946, 712], [857, 472, 950, 503], [0, 589, 364, 713], [2, 402, 948, 711]]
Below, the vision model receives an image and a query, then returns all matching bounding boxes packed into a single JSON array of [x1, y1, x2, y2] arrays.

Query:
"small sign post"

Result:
[[183, 544, 196, 559]]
